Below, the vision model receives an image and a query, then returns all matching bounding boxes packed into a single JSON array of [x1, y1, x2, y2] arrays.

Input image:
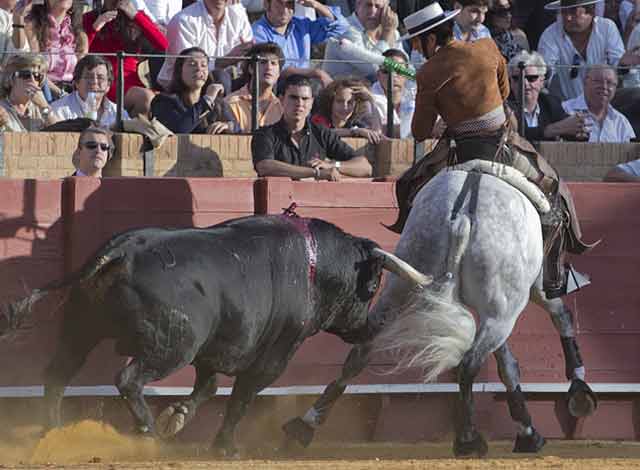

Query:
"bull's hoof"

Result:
[[453, 432, 488, 458], [513, 428, 546, 453], [567, 379, 598, 418], [156, 403, 191, 438], [282, 417, 315, 448], [212, 435, 238, 459]]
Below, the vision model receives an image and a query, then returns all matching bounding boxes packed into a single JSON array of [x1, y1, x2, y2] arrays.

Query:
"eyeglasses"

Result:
[[570, 53, 581, 80], [80, 141, 111, 152], [511, 74, 541, 83], [15, 70, 43, 82], [81, 74, 109, 83]]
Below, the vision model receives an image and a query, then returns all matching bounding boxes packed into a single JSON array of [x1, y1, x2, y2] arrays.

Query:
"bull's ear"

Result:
[[354, 256, 384, 301]]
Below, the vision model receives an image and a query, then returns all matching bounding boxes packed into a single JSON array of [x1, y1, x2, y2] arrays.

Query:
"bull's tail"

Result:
[[1, 253, 127, 338], [374, 215, 476, 383]]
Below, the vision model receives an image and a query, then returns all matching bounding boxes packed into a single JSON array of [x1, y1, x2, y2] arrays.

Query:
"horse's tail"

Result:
[[374, 215, 476, 383]]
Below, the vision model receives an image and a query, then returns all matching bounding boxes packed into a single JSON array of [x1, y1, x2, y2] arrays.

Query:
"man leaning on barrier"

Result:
[[251, 74, 372, 181], [391, 2, 597, 299]]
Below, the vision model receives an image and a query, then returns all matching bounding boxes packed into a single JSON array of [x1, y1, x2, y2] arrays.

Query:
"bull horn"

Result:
[[373, 248, 433, 287]]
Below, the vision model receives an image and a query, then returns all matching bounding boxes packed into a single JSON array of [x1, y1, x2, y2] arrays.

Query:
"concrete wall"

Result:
[[2, 132, 638, 181]]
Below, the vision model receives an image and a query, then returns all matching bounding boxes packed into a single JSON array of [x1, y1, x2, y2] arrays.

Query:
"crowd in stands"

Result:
[[0, 0, 639, 179]]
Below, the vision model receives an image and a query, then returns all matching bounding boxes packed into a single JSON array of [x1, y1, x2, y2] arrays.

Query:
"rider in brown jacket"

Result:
[[393, 1, 597, 299]]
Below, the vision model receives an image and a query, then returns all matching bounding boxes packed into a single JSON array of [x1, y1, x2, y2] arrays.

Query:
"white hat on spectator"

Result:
[[399, 2, 461, 41], [544, 0, 603, 10]]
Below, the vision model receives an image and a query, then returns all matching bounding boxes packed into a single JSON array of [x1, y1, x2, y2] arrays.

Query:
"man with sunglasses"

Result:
[[71, 127, 113, 177], [538, 0, 640, 102], [508, 50, 589, 141]]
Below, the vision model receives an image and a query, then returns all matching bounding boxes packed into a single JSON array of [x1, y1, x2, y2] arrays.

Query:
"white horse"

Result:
[[282, 164, 597, 456]]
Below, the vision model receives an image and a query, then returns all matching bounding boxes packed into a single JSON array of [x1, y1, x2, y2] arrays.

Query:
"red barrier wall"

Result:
[[1, 178, 640, 442]]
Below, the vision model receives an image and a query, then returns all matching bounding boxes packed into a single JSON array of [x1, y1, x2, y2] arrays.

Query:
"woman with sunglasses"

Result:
[[0, 54, 59, 132], [13, 0, 87, 100], [151, 47, 237, 134], [485, 0, 529, 61]]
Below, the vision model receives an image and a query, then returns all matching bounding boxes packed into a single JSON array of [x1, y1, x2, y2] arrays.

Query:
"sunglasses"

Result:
[[570, 53, 581, 80], [511, 74, 541, 83], [81, 141, 111, 152], [490, 6, 512, 16], [15, 70, 43, 82]]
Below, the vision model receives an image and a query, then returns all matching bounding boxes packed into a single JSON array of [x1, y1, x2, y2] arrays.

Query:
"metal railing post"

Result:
[[116, 51, 125, 127], [251, 56, 260, 133], [518, 61, 526, 137], [386, 69, 394, 138]]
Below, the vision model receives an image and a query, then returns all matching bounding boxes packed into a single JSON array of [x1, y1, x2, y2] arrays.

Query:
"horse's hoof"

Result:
[[453, 432, 488, 458], [513, 428, 546, 453], [282, 417, 315, 448], [211, 437, 239, 459], [568, 379, 598, 417], [156, 402, 194, 438]]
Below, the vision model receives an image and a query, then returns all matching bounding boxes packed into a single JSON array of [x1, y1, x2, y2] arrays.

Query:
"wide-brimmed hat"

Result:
[[544, 0, 603, 10], [399, 2, 460, 41]]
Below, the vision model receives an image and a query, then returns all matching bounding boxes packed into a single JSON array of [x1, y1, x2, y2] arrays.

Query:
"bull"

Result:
[[0, 210, 428, 455]]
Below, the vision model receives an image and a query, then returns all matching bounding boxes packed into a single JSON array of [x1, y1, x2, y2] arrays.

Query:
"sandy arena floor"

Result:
[[2, 421, 640, 470]]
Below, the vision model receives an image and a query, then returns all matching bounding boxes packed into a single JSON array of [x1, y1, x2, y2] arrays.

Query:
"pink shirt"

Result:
[[45, 14, 77, 83]]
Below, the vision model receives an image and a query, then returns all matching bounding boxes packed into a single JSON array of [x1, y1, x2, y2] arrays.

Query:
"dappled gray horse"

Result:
[[283, 164, 597, 457]]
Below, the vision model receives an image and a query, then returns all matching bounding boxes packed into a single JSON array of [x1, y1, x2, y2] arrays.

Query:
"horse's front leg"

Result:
[[282, 342, 372, 448], [531, 285, 597, 417]]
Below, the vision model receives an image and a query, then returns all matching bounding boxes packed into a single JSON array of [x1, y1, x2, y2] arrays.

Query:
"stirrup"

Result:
[[545, 264, 591, 299]]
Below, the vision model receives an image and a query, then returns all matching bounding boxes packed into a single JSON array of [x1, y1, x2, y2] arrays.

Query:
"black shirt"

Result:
[[509, 92, 570, 142], [151, 93, 236, 134], [251, 117, 357, 168]]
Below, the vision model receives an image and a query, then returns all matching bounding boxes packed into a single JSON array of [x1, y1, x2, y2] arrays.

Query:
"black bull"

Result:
[[0, 213, 427, 455]]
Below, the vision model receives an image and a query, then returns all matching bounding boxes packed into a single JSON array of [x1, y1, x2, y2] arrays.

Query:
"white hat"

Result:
[[399, 2, 461, 42], [544, 0, 603, 11]]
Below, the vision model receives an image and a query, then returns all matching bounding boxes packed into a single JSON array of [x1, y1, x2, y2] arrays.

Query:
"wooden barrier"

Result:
[[1, 178, 640, 442]]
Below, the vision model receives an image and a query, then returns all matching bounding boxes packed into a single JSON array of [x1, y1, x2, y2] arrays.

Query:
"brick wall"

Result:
[[1, 131, 639, 180]]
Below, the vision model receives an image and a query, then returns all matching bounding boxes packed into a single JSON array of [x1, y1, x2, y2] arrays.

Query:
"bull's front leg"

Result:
[[530, 286, 597, 417], [282, 342, 372, 448]]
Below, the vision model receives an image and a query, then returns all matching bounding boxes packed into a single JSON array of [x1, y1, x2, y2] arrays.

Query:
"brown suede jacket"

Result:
[[412, 38, 511, 142]]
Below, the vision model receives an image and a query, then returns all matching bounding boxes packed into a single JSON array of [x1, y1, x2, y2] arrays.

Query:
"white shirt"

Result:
[[524, 103, 541, 128], [0, 9, 29, 66], [322, 12, 399, 82], [130, 0, 182, 26], [158, 1, 253, 89], [371, 81, 415, 139], [51, 91, 129, 128], [617, 158, 640, 176], [623, 22, 640, 88], [562, 93, 636, 143], [620, 0, 634, 34], [539, 16, 625, 101]]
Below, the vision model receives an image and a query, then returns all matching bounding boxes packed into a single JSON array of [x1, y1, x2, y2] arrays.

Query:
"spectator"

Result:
[[452, 0, 491, 42], [51, 54, 128, 128], [0, 53, 58, 131], [225, 42, 283, 132], [71, 126, 113, 177], [252, 74, 372, 181], [83, 0, 167, 117], [562, 65, 636, 142], [370, 48, 415, 138], [322, 0, 400, 82], [0, 0, 29, 67], [157, 1, 253, 90], [13, 0, 87, 100], [619, 0, 637, 36], [614, 18, 640, 135], [311, 77, 384, 143], [508, 50, 589, 141], [538, 0, 639, 102], [604, 157, 640, 181], [511, 0, 554, 50], [486, 0, 529, 61], [130, 0, 181, 32], [151, 47, 237, 134], [252, 0, 347, 83]]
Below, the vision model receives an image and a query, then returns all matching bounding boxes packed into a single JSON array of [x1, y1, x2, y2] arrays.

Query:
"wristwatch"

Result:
[[334, 161, 342, 169], [41, 107, 51, 118]]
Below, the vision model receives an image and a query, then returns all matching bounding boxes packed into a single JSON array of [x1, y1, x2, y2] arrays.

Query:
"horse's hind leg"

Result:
[[156, 360, 218, 438], [494, 342, 545, 453], [282, 342, 371, 448], [454, 324, 509, 458], [531, 285, 597, 417]]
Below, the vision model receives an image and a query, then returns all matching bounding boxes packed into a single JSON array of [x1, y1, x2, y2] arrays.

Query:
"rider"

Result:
[[392, 1, 598, 299]]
